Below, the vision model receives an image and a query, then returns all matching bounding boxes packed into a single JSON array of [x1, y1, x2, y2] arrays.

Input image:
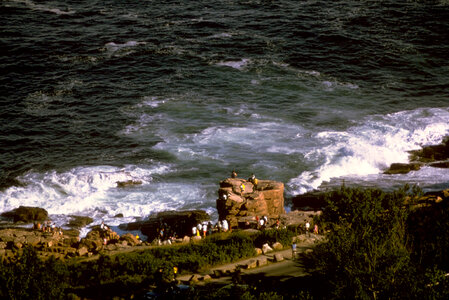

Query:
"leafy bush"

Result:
[[0, 247, 69, 300], [303, 184, 449, 299]]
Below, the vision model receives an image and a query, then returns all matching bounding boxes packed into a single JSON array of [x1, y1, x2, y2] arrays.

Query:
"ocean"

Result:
[[1, 0, 449, 231]]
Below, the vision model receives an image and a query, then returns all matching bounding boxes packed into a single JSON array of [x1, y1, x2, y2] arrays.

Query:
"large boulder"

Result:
[[216, 178, 285, 228], [1, 206, 48, 223], [120, 210, 210, 241], [120, 233, 140, 246], [65, 215, 94, 229], [79, 230, 105, 252]]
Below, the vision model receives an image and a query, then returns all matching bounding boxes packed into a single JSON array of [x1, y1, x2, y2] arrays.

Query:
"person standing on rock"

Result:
[[208, 221, 213, 235], [248, 173, 258, 187], [292, 242, 297, 259], [196, 223, 202, 236], [202, 222, 207, 237], [259, 217, 265, 230], [240, 183, 245, 194], [173, 266, 178, 282], [305, 222, 310, 237], [231, 170, 237, 178], [222, 219, 229, 232]]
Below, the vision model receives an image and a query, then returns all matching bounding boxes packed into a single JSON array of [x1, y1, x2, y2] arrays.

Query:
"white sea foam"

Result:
[[154, 120, 308, 165], [140, 96, 169, 108], [216, 58, 250, 70], [0, 164, 171, 220], [105, 41, 145, 52], [288, 107, 449, 194], [103, 41, 146, 57]]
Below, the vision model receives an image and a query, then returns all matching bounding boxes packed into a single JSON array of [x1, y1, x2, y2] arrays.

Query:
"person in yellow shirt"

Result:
[[240, 183, 245, 194], [248, 173, 258, 187]]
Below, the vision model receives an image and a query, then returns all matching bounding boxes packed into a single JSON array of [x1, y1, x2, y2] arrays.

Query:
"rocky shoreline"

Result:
[[0, 176, 316, 261], [1, 138, 448, 262]]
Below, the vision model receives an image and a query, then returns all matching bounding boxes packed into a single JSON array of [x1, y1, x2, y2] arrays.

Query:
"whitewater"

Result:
[[1, 0, 449, 230]]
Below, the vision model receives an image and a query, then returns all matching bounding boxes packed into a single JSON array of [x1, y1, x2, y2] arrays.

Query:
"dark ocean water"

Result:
[[1, 0, 449, 229]]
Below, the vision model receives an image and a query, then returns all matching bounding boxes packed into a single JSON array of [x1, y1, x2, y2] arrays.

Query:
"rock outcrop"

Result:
[[0, 227, 79, 259], [1, 206, 48, 223], [116, 180, 143, 188], [385, 138, 449, 174], [216, 178, 285, 228], [120, 210, 210, 241], [65, 215, 94, 229]]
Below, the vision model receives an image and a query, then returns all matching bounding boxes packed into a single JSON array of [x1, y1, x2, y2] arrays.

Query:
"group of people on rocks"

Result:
[[191, 219, 229, 237], [155, 221, 178, 245], [100, 221, 121, 245], [231, 170, 259, 194], [304, 221, 319, 236], [33, 220, 63, 236]]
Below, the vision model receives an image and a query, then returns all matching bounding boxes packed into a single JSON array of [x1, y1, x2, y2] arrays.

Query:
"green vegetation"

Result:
[[1, 185, 449, 299], [304, 184, 449, 299], [0, 247, 68, 300], [0, 229, 286, 299]]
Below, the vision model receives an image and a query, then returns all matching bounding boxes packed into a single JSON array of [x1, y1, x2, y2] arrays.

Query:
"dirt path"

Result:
[[177, 234, 323, 286]]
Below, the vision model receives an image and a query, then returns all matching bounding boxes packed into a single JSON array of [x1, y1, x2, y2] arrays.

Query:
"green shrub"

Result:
[[252, 228, 295, 248], [303, 185, 449, 299], [0, 247, 68, 300]]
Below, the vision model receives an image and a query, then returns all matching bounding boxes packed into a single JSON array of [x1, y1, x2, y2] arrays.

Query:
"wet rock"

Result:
[[116, 180, 142, 188], [385, 138, 449, 174], [66, 215, 94, 229], [429, 161, 449, 169], [384, 163, 422, 174], [409, 138, 449, 162], [1, 206, 48, 223]]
